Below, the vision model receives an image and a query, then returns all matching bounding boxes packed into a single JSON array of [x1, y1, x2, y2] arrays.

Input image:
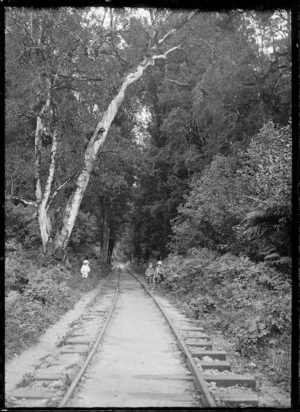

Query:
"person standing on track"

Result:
[[145, 262, 154, 286], [153, 261, 165, 290], [81, 259, 90, 280]]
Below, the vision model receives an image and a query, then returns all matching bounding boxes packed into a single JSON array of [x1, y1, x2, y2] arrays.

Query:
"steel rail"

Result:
[[58, 271, 120, 407], [128, 267, 217, 408]]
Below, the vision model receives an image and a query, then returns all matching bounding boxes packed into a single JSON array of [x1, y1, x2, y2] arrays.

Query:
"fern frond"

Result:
[[243, 202, 291, 229], [276, 256, 292, 267], [242, 209, 265, 224], [264, 252, 280, 260]]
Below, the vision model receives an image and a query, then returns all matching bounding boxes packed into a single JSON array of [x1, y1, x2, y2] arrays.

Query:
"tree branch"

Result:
[[165, 77, 190, 86], [34, 116, 43, 202], [9, 46, 40, 63], [157, 10, 198, 47], [46, 174, 77, 211], [105, 39, 128, 67], [53, 73, 107, 85], [56, 149, 77, 161], [11, 14, 38, 49], [242, 195, 269, 205], [6, 195, 37, 207], [152, 44, 184, 62], [42, 123, 58, 206], [53, 85, 79, 92]]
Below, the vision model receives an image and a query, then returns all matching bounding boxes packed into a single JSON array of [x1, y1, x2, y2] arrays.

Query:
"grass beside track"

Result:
[[5, 251, 111, 361]]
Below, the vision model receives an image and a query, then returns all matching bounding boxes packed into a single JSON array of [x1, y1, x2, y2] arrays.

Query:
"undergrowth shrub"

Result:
[[5, 249, 110, 361], [5, 259, 80, 359], [5, 251, 36, 293], [5, 298, 64, 358], [23, 270, 74, 309], [163, 248, 291, 386], [6, 201, 40, 248]]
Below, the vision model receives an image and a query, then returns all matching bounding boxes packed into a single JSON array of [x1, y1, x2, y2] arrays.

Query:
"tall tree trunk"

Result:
[[37, 204, 52, 252], [34, 80, 58, 253], [137, 223, 141, 266], [107, 238, 114, 264], [55, 11, 198, 252], [100, 208, 109, 263], [105, 227, 111, 263]]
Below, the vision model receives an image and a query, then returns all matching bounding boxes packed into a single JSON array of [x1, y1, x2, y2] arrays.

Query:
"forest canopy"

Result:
[[5, 7, 291, 266]]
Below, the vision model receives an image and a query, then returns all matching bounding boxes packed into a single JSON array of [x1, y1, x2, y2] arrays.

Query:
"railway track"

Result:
[[131, 268, 259, 408], [6, 263, 258, 408]]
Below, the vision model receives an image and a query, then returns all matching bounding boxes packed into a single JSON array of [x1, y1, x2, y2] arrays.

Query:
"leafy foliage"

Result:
[[5, 252, 77, 359], [5, 246, 111, 360], [237, 121, 292, 263], [5, 201, 40, 248], [6, 298, 59, 359], [238, 121, 291, 201], [128, 11, 290, 263], [170, 121, 291, 267], [23, 270, 73, 308], [69, 211, 98, 250], [5, 8, 291, 261], [162, 248, 291, 384]]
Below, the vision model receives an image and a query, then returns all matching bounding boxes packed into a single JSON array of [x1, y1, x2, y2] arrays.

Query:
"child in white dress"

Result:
[[81, 260, 90, 279]]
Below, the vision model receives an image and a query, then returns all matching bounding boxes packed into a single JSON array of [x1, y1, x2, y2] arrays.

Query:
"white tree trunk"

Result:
[[38, 204, 52, 250], [34, 116, 43, 202], [56, 12, 198, 251], [56, 60, 153, 250], [34, 86, 58, 253]]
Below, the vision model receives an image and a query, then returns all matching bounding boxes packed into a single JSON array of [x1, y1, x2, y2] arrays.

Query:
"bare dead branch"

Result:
[[6, 195, 37, 207], [165, 77, 190, 86], [46, 174, 76, 211], [151, 44, 184, 64]]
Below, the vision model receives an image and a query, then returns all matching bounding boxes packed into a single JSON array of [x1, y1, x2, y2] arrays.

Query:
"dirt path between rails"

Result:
[[68, 268, 198, 407], [5, 279, 105, 393]]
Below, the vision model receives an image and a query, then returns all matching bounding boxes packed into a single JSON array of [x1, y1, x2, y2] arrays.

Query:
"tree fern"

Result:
[[242, 201, 291, 265]]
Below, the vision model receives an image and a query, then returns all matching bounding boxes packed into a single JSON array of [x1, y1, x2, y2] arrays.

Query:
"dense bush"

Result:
[[69, 211, 99, 250], [5, 201, 40, 248], [5, 251, 38, 293], [5, 248, 111, 361], [5, 297, 67, 358], [22, 270, 73, 309], [170, 122, 292, 266], [163, 248, 291, 384], [5, 249, 78, 358]]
